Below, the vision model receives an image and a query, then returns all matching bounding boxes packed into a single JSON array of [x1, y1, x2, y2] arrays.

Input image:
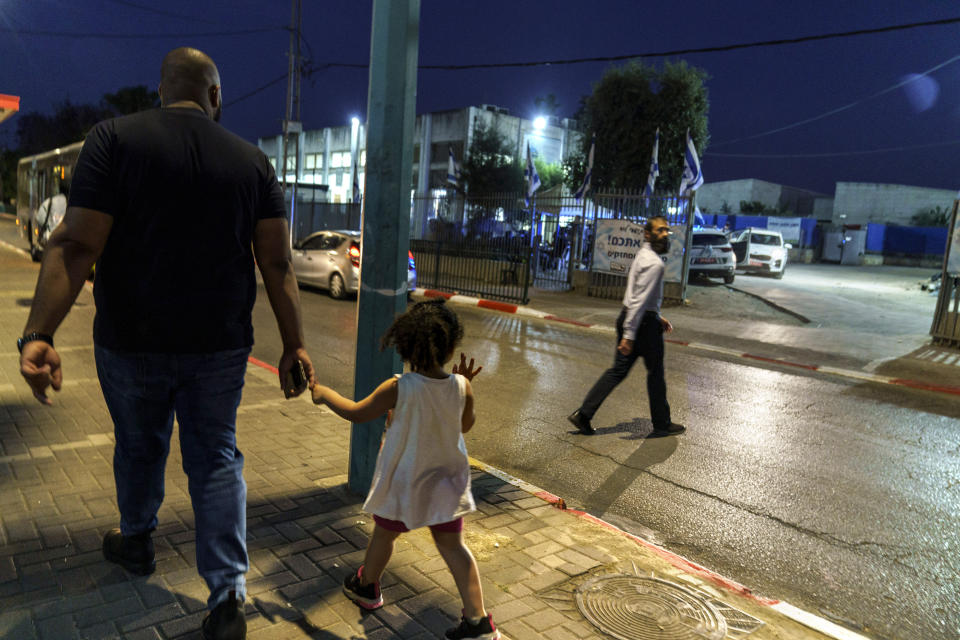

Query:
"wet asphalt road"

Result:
[[253, 284, 959, 640], [2, 218, 957, 639]]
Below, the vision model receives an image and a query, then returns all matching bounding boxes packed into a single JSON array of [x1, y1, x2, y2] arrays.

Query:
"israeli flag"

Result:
[[679, 129, 704, 195], [524, 142, 541, 207], [574, 133, 595, 201], [447, 144, 460, 187], [352, 163, 361, 204], [643, 128, 660, 197]]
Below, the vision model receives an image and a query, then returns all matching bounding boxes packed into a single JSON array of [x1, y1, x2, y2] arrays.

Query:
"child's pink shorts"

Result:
[[373, 515, 463, 533]]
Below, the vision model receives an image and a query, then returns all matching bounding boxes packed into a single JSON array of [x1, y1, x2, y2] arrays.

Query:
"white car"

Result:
[[688, 228, 736, 284], [730, 228, 791, 279]]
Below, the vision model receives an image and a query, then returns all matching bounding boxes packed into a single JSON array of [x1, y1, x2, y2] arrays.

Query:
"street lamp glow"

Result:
[[533, 116, 546, 130], [351, 116, 360, 128]]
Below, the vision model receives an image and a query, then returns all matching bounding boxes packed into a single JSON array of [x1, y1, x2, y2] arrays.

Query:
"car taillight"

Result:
[[349, 243, 360, 267]]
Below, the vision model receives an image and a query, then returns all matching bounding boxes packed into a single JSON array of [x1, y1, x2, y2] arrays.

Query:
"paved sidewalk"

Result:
[[1, 250, 855, 639]]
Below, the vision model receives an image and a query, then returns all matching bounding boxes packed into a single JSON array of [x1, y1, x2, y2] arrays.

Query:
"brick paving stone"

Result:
[[120, 627, 162, 640], [74, 595, 144, 629], [78, 621, 120, 640], [35, 612, 77, 640], [117, 602, 185, 633]]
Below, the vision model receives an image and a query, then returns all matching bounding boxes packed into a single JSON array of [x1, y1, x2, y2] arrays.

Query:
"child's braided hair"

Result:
[[381, 298, 464, 371]]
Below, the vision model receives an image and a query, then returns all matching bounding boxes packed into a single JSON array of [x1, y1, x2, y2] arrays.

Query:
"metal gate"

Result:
[[582, 190, 693, 304], [931, 200, 960, 346]]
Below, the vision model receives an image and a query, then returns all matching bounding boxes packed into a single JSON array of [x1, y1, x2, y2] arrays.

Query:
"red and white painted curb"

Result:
[[415, 287, 960, 398], [468, 456, 872, 640]]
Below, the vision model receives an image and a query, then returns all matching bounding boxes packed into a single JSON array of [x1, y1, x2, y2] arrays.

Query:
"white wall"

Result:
[[833, 182, 956, 226]]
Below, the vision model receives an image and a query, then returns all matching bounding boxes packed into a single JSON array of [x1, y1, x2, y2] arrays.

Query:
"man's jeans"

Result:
[[95, 346, 250, 609]]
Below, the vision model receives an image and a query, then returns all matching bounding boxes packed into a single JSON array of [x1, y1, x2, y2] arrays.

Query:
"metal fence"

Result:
[[581, 191, 692, 302], [286, 185, 361, 243], [284, 185, 692, 305], [409, 191, 587, 303], [931, 201, 960, 346]]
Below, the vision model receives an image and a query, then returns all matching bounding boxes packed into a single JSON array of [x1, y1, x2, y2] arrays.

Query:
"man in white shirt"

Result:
[[568, 216, 684, 437]]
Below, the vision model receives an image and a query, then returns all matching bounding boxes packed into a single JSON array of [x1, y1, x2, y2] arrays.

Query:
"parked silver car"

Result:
[[291, 230, 417, 299], [689, 228, 736, 284]]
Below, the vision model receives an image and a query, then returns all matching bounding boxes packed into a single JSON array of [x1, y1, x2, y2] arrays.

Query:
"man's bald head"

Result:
[[159, 47, 222, 120]]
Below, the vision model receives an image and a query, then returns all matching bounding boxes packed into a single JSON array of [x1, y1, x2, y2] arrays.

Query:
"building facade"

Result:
[[695, 178, 826, 217], [831, 182, 956, 226], [257, 105, 582, 203]]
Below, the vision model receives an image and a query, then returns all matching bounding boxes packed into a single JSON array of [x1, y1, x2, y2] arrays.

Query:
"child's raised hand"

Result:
[[452, 352, 482, 381]]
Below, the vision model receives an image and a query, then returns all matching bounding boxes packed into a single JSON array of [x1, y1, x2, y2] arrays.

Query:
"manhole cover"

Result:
[[576, 575, 728, 640]]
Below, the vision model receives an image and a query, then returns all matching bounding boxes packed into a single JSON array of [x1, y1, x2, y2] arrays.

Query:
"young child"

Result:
[[310, 299, 500, 640]]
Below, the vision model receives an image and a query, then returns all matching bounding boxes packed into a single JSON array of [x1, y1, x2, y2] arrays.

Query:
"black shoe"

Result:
[[445, 611, 501, 639], [567, 410, 595, 435], [650, 422, 685, 437], [102, 528, 155, 576], [202, 590, 246, 640], [342, 566, 383, 610]]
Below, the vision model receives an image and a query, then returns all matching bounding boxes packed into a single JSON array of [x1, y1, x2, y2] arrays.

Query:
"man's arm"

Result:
[[252, 217, 315, 394], [20, 207, 112, 404]]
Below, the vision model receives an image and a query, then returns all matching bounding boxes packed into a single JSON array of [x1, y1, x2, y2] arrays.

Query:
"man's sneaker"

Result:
[[202, 590, 246, 640], [650, 422, 686, 437], [567, 409, 595, 435], [342, 566, 383, 610], [102, 528, 155, 575], [445, 612, 500, 640]]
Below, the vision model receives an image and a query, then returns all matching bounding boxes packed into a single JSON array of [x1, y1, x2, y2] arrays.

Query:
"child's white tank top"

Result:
[[363, 372, 476, 529]]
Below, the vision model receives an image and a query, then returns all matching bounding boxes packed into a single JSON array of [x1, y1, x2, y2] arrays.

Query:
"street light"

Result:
[[533, 116, 546, 130]]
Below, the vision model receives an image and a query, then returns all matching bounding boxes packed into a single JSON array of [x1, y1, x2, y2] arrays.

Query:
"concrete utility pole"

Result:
[[280, 0, 303, 246], [348, 0, 420, 494]]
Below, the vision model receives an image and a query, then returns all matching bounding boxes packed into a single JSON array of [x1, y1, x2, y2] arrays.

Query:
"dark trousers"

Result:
[[579, 308, 671, 429]]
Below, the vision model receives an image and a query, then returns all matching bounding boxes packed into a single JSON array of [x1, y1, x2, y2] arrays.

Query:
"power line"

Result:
[[0, 26, 285, 39], [317, 15, 960, 71], [706, 138, 960, 159], [712, 52, 960, 147], [99, 0, 219, 25], [224, 73, 287, 107]]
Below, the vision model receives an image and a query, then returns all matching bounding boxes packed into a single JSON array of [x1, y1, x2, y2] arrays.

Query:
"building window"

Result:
[[360, 150, 366, 166], [304, 153, 323, 170]]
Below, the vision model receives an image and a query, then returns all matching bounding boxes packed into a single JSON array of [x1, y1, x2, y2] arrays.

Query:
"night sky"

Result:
[[2, 0, 959, 195]]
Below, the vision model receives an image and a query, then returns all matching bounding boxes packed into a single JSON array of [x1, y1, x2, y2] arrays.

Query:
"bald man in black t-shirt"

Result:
[[18, 47, 313, 640]]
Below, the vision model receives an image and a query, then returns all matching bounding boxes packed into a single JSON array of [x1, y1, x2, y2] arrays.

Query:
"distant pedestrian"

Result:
[[568, 216, 684, 437], [310, 299, 500, 640], [17, 47, 315, 640]]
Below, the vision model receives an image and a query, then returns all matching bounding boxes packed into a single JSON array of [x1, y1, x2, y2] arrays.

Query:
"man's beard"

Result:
[[650, 237, 670, 254]]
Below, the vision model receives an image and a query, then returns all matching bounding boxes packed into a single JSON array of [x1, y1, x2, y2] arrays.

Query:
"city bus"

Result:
[[16, 141, 83, 261]]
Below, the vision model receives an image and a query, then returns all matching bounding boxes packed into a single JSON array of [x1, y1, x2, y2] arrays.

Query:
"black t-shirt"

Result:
[[68, 107, 285, 353]]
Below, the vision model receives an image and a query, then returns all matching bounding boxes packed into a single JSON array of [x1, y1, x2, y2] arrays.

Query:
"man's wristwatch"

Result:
[[17, 332, 54, 353]]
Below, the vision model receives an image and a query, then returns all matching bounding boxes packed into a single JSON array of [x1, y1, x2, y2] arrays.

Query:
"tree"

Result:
[[459, 120, 524, 196], [533, 94, 561, 116], [911, 205, 950, 227], [567, 60, 709, 193], [0, 148, 18, 208], [101, 85, 159, 116], [15, 100, 109, 155], [533, 157, 565, 191]]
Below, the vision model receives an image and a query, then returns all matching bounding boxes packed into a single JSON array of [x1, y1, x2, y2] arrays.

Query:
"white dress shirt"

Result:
[[621, 243, 664, 340]]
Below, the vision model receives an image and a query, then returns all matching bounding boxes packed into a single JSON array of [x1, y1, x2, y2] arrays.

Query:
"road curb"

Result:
[[466, 457, 871, 640], [413, 287, 960, 398], [725, 283, 812, 324]]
